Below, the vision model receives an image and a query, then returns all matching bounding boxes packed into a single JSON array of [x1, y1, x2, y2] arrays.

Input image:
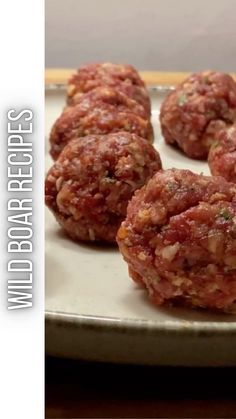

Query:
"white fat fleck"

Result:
[[161, 243, 180, 261], [138, 251, 147, 261], [147, 274, 161, 285], [208, 235, 219, 254], [227, 125, 236, 138], [207, 283, 220, 293], [224, 255, 236, 268], [56, 176, 64, 191], [138, 209, 150, 220], [172, 277, 185, 287], [225, 303, 236, 314], [124, 238, 132, 247], [88, 228, 95, 241]]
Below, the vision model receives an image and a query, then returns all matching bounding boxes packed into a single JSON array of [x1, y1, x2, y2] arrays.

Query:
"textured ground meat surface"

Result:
[[117, 169, 236, 312], [45, 133, 162, 243], [49, 98, 153, 160], [67, 62, 151, 115], [64, 86, 148, 119], [208, 125, 236, 182], [160, 71, 236, 159]]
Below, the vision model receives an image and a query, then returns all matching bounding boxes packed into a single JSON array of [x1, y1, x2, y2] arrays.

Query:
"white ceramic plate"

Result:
[[45, 85, 236, 366]]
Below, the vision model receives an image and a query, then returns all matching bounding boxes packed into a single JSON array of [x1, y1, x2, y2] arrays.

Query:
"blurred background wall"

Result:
[[46, 0, 236, 71]]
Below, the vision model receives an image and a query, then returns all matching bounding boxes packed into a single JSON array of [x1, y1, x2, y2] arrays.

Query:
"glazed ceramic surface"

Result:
[[45, 86, 236, 366]]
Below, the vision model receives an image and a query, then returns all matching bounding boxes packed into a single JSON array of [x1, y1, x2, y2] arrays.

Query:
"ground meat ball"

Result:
[[117, 169, 236, 312], [68, 62, 146, 91], [49, 99, 154, 160], [64, 86, 148, 119], [45, 133, 162, 243], [67, 62, 151, 116], [208, 125, 236, 182], [160, 71, 236, 159]]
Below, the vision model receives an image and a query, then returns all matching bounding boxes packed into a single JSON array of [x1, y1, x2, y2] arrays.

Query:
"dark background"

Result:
[[46, 356, 236, 418]]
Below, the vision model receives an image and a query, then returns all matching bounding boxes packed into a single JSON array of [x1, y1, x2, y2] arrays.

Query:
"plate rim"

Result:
[[45, 309, 236, 335], [45, 83, 175, 93]]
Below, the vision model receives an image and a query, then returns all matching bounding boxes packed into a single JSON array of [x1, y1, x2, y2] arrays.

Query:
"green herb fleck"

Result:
[[206, 111, 215, 119], [203, 75, 209, 84], [104, 177, 116, 184], [161, 225, 169, 231], [224, 266, 234, 272], [167, 182, 176, 191], [220, 209, 232, 221], [178, 94, 187, 106], [211, 142, 219, 149], [124, 123, 131, 131]]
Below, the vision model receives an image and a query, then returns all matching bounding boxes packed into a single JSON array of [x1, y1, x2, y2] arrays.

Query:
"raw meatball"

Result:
[[45, 133, 162, 243], [117, 169, 236, 312], [67, 62, 151, 116], [208, 125, 236, 182], [49, 98, 154, 160], [68, 62, 146, 91], [160, 71, 236, 159], [64, 86, 148, 119]]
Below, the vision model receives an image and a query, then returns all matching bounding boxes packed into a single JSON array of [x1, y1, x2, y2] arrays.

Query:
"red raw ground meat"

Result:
[[66, 86, 148, 119], [67, 62, 151, 116], [208, 124, 236, 182], [117, 168, 236, 312], [45, 132, 162, 243], [49, 95, 154, 160], [160, 71, 236, 159]]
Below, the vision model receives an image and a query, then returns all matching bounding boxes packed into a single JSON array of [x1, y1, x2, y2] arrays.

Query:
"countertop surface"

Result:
[[45, 69, 236, 86]]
